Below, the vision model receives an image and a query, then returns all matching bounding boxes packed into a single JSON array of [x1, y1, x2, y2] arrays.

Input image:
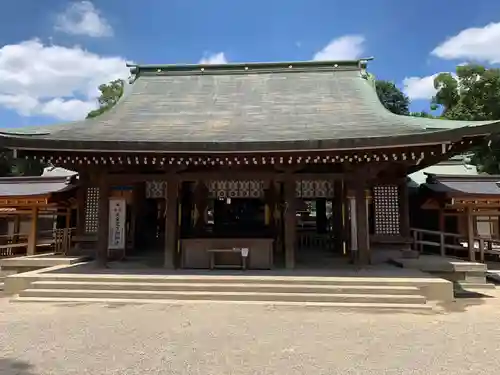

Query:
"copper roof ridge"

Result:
[[128, 57, 375, 76]]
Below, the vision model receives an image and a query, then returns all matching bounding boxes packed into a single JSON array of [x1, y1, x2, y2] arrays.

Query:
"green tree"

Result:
[[86, 79, 125, 118], [431, 64, 500, 173], [375, 80, 410, 115]]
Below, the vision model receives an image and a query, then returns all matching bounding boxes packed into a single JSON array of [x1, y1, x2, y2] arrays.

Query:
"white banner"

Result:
[[108, 198, 126, 250]]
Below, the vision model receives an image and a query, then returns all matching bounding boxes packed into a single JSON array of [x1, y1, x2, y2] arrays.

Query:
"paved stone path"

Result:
[[1, 291, 500, 375]]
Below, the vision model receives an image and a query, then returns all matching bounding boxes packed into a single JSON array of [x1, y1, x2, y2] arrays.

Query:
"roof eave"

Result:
[[0, 124, 495, 153]]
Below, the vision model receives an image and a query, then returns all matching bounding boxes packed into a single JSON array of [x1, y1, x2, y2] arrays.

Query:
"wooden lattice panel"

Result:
[[296, 180, 334, 198], [208, 180, 264, 198], [84, 187, 99, 233], [146, 181, 166, 199], [373, 185, 400, 235]]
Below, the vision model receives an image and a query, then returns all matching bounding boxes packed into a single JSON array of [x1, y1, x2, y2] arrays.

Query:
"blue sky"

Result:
[[1, 0, 500, 128]]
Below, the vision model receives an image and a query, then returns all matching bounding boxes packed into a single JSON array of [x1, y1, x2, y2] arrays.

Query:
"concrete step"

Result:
[[29, 281, 422, 295], [18, 289, 426, 304], [11, 297, 434, 311]]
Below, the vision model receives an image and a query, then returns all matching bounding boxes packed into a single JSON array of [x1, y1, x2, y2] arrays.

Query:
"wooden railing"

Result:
[[472, 237, 500, 262], [0, 227, 75, 258], [410, 227, 500, 262], [297, 231, 333, 251], [410, 228, 464, 257]]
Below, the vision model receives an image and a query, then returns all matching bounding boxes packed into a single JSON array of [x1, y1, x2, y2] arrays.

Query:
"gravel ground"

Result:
[[1, 291, 500, 375]]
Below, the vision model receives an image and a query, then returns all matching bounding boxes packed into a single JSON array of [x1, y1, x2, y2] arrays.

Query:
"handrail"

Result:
[[411, 227, 500, 262], [0, 227, 76, 258], [409, 227, 461, 238], [410, 227, 466, 258], [471, 236, 500, 262]]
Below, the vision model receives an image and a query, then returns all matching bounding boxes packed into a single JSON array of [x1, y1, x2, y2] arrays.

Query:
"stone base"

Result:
[[401, 249, 420, 259]]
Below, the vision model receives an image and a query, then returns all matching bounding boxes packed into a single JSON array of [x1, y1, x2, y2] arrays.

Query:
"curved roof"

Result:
[[0, 59, 498, 153], [424, 174, 500, 196], [0, 175, 76, 197]]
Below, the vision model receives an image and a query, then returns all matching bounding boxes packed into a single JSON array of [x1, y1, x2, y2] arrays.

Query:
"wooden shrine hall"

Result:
[[412, 173, 500, 262], [0, 58, 499, 269], [0, 174, 77, 258]]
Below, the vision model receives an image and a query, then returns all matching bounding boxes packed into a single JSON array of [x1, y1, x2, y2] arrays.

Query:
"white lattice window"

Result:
[[84, 187, 99, 233], [373, 185, 400, 235]]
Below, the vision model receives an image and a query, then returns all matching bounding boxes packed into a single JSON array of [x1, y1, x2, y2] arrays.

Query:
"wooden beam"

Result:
[[106, 171, 348, 183]]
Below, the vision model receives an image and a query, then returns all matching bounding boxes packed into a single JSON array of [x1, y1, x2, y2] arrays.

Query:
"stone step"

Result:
[[29, 281, 422, 295], [18, 289, 427, 304], [11, 297, 434, 311], [31, 274, 441, 288], [455, 281, 496, 290]]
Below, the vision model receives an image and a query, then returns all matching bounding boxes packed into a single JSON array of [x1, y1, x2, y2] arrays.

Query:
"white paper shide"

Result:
[[108, 198, 126, 250]]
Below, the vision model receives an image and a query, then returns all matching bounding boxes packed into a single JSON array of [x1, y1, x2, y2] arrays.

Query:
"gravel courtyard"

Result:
[[1, 292, 500, 375]]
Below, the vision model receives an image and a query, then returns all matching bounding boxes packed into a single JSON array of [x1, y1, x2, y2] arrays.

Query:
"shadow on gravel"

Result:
[[0, 358, 38, 375]]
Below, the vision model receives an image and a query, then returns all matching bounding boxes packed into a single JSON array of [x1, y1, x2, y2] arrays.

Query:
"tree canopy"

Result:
[[431, 64, 500, 173], [375, 80, 410, 115], [86, 79, 125, 119]]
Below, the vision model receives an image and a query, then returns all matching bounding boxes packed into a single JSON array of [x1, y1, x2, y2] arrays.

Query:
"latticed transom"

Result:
[[146, 180, 166, 198], [373, 185, 400, 235], [84, 187, 99, 233], [295, 180, 334, 198], [207, 180, 265, 198]]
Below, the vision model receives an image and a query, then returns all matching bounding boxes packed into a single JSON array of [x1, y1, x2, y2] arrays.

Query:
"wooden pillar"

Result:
[[26, 207, 39, 255], [12, 215, 20, 243], [284, 176, 296, 269], [466, 206, 475, 261], [76, 186, 86, 236], [332, 181, 344, 254], [354, 184, 370, 265], [399, 181, 410, 241], [96, 174, 110, 266], [164, 177, 179, 269], [348, 195, 358, 260]]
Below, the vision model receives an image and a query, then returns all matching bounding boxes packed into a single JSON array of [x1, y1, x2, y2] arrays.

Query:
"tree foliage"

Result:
[[431, 64, 500, 173], [86, 79, 125, 118], [375, 80, 410, 115]]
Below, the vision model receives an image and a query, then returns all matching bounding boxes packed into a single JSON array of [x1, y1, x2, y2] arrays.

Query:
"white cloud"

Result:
[[0, 39, 129, 121], [402, 74, 439, 100], [55, 1, 113, 38], [313, 35, 365, 61], [432, 22, 500, 64], [199, 52, 228, 64]]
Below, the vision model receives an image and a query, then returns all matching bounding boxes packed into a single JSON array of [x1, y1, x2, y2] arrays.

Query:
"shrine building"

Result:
[[1, 58, 499, 270]]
